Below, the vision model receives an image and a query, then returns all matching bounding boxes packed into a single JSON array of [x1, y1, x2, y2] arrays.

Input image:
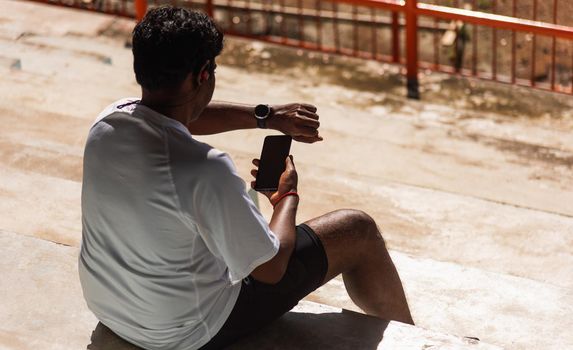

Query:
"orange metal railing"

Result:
[[29, 0, 573, 98]]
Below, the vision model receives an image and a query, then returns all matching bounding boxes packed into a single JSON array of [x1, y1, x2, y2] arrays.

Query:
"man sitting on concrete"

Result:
[[80, 6, 413, 350]]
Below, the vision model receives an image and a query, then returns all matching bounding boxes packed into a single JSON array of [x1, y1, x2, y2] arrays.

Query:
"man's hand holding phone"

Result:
[[251, 155, 298, 207], [249, 137, 299, 284]]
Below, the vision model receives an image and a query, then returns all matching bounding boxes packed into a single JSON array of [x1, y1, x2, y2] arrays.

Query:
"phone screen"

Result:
[[255, 135, 292, 192]]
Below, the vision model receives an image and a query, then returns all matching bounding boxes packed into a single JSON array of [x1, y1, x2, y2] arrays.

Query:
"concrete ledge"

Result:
[[308, 251, 573, 350], [0, 230, 97, 350], [231, 301, 501, 350], [0, 231, 501, 350]]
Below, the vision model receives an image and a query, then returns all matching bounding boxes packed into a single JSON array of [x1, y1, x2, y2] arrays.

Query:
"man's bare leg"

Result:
[[304, 209, 414, 324]]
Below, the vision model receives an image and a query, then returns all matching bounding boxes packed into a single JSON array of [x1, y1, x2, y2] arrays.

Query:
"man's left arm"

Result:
[[187, 101, 323, 143]]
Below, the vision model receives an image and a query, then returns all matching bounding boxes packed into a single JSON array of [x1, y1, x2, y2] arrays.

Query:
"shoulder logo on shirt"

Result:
[[116, 100, 141, 111]]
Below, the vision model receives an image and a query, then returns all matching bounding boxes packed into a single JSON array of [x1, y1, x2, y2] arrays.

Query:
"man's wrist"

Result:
[[273, 195, 299, 211], [266, 105, 277, 129], [272, 191, 299, 209]]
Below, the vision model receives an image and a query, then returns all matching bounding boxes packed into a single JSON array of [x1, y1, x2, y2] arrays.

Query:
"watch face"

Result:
[[255, 104, 270, 119]]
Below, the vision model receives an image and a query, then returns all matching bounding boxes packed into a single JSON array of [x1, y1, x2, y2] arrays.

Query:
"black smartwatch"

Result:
[[254, 104, 271, 129]]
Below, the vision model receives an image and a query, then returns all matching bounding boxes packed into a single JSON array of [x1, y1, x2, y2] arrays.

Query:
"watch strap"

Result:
[[256, 118, 267, 129]]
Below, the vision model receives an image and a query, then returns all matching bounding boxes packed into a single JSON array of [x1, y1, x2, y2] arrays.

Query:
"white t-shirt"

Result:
[[79, 99, 280, 350]]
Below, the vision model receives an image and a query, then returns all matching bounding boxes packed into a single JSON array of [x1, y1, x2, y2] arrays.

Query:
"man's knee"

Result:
[[336, 209, 383, 243]]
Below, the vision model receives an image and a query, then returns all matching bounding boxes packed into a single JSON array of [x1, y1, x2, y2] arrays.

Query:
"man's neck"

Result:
[[140, 89, 200, 127]]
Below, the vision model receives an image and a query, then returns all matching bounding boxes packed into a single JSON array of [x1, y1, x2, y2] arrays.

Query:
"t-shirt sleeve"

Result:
[[189, 151, 280, 284]]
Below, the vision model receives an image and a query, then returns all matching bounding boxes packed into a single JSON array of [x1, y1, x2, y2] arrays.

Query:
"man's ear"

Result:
[[197, 60, 211, 85]]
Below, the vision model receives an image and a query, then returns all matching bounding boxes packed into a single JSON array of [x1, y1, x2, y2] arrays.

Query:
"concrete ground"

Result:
[[0, 0, 572, 349]]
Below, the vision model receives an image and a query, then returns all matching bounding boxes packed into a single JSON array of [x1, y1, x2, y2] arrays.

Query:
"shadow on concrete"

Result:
[[229, 309, 388, 349]]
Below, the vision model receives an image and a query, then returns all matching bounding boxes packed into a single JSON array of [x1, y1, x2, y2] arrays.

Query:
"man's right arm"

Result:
[[250, 156, 299, 285]]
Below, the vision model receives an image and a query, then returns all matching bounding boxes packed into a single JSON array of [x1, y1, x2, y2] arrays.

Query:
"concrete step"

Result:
[[0, 230, 96, 350], [0, 38, 123, 88], [1, 228, 570, 350], [198, 88, 573, 217], [305, 250, 573, 350], [0, 0, 114, 38], [0, 230, 502, 350], [231, 301, 502, 350]]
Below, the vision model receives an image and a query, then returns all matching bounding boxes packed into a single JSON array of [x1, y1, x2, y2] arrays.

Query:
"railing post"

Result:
[[391, 12, 400, 63], [206, 0, 214, 18], [405, 0, 420, 99], [135, 0, 147, 22]]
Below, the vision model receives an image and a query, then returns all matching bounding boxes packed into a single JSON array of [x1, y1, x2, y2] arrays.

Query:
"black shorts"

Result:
[[200, 224, 328, 349]]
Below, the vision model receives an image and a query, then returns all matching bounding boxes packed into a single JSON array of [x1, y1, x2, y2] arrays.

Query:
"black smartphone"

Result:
[[255, 135, 292, 192]]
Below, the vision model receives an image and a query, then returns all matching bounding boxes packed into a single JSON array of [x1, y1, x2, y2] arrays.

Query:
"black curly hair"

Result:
[[132, 6, 224, 91]]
